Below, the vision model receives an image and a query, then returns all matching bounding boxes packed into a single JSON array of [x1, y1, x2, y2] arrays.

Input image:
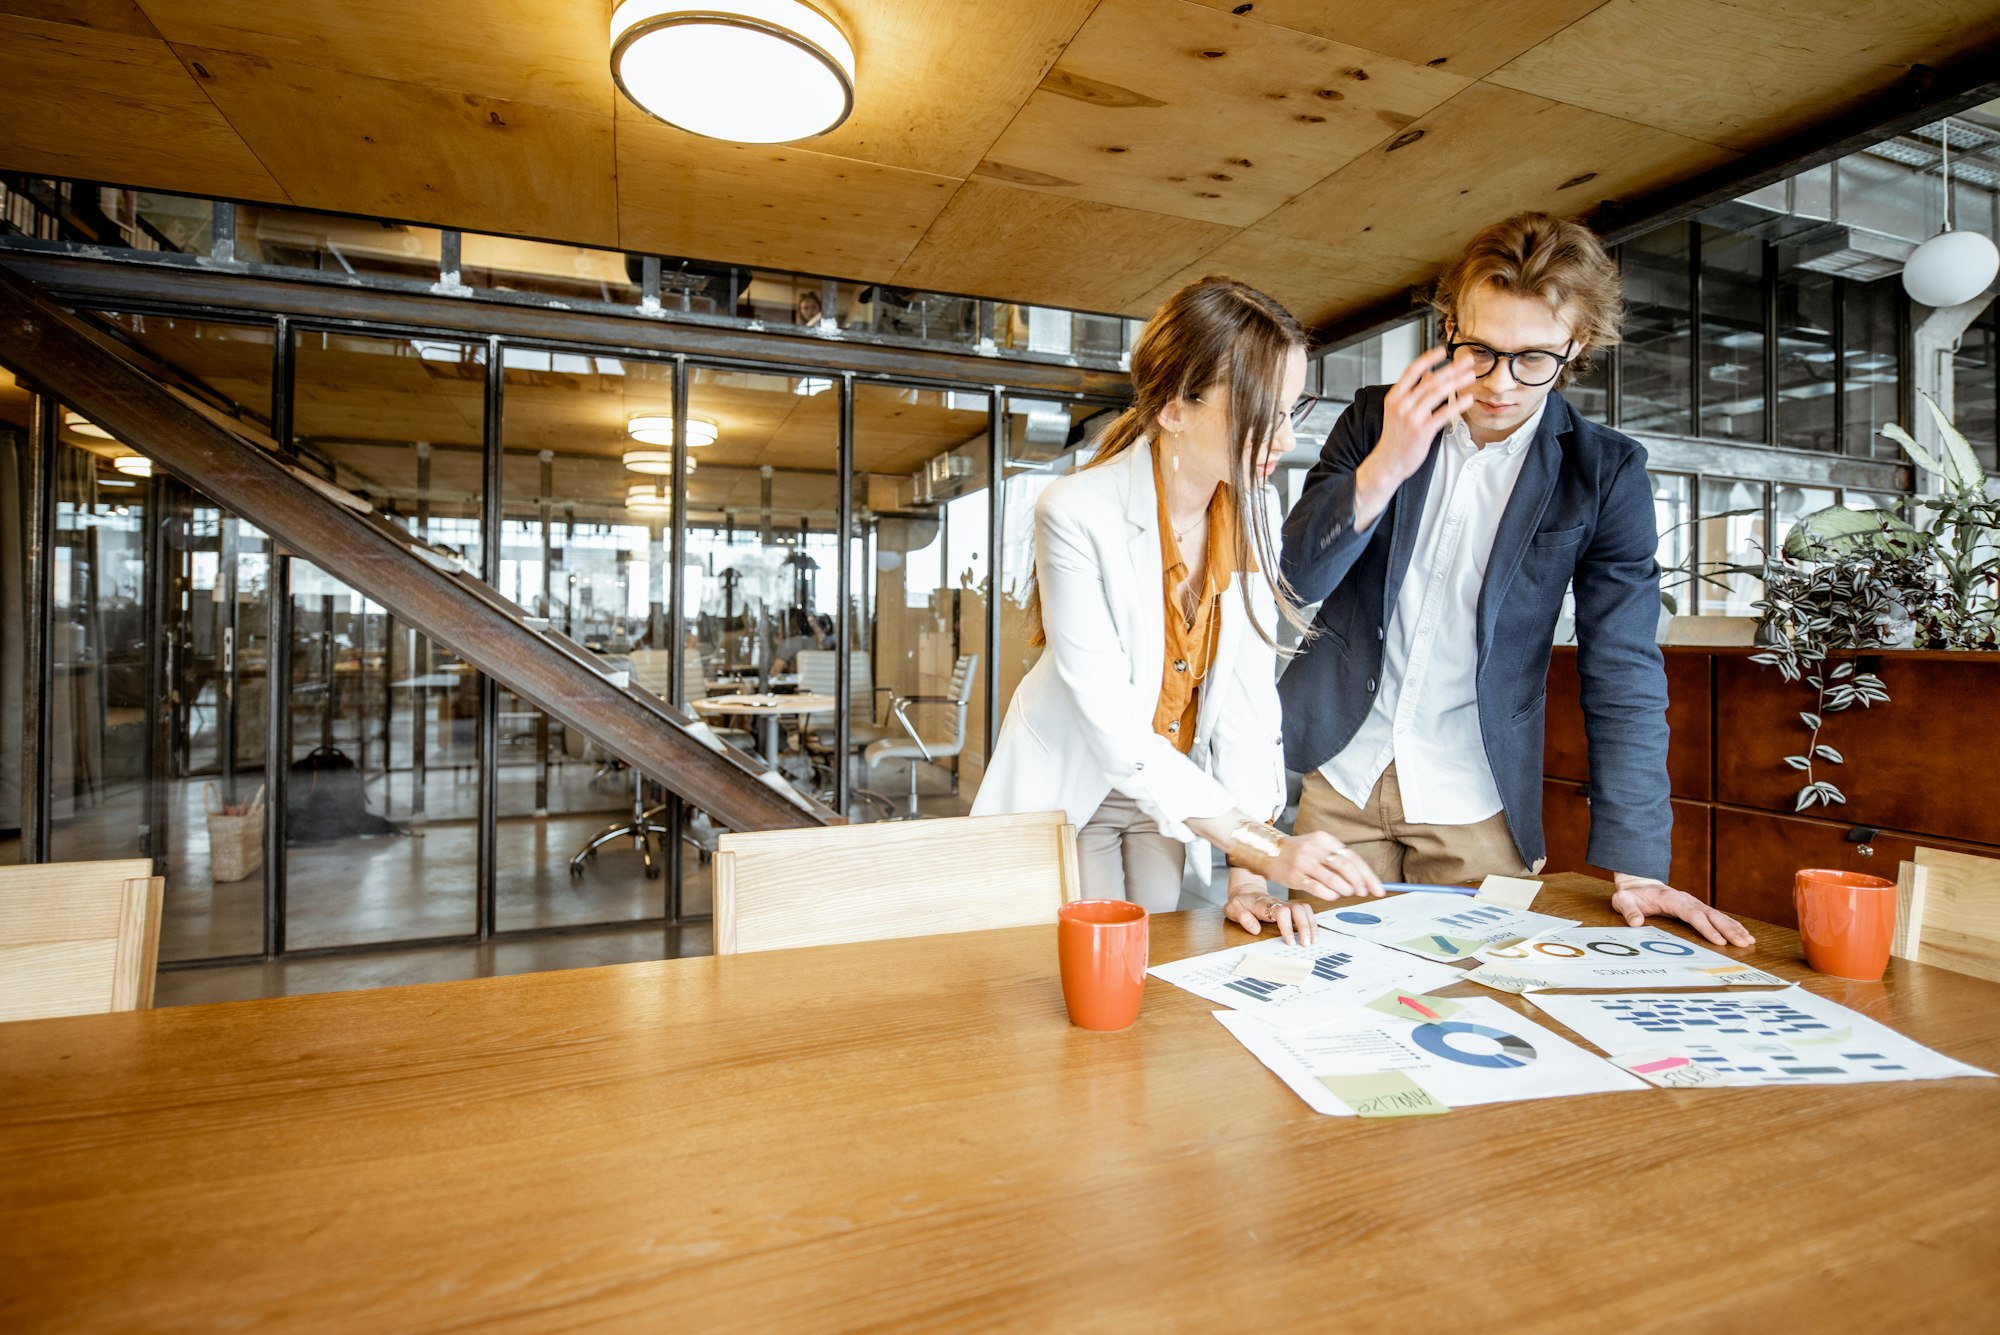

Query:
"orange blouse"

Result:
[[1151, 446, 1243, 754]]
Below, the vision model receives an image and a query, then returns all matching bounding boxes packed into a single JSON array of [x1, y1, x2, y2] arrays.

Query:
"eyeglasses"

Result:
[[1288, 393, 1326, 428], [1445, 337, 1575, 387]]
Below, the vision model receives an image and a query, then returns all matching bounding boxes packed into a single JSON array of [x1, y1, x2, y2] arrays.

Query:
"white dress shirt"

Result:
[[1320, 400, 1546, 824]]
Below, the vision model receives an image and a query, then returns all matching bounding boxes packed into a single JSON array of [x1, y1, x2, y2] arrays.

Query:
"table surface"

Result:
[[692, 691, 839, 714], [3, 874, 1996, 1333]]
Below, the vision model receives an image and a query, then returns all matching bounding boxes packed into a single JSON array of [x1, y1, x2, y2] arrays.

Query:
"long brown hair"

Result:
[[1029, 275, 1313, 650]]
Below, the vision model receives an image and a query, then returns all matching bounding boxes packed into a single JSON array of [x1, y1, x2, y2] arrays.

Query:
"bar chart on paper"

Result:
[[1316, 893, 1577, 962], [1148, 935, 1462, 1031], [1526, 988, 1996, 1088]]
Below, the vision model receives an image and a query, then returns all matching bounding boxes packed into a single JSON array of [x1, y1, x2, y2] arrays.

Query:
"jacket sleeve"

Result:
[[1035, 488, 1238, 840], [1280, 387, 1385, 605], [1572, 446, 1674, 882]]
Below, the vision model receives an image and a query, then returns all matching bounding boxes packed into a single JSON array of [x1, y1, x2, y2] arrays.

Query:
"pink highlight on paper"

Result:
[[1631, 1056, 1691, 1074]]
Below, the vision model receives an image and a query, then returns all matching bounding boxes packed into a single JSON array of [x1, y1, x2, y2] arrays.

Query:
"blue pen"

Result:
[[1380, 882, 1479, 896]]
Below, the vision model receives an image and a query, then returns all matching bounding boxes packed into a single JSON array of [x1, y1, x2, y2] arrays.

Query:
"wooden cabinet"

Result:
[[1543, 646, 2000, 929]]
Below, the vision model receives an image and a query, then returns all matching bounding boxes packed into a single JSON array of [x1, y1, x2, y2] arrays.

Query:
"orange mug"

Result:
[[1793, 868, 1897, 981], [1057, 900, 1148, 1031]]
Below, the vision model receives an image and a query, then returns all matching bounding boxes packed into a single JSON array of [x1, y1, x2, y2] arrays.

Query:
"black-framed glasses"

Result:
[[1445, 338, 1575, 387], [1288, 392, 1326, 427]]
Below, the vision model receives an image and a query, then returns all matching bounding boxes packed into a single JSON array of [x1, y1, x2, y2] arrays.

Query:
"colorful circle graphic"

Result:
[[1334, 911, 1382, 925], [1585, 941, 1643, 956], [1409, 1021, 1537, 1069], [1531, 942, 1587, 958], [1640, 939, 1697, 956]]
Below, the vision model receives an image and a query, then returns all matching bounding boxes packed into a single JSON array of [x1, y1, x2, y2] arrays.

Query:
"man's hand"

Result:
[[1351, 347, 1479, 529], [1611, 873, 1756, 948]]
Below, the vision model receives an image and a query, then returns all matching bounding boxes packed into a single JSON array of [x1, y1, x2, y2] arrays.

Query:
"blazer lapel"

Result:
[[1124, 441, 1165, 690], [1475, 399, 1566, 655], [1382, 438, 1441, 614]]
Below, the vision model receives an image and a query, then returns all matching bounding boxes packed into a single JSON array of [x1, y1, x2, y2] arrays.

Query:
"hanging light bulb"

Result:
[[1904, 120, 2000, 309], [609, 1, 856, 143], [627, 414, 717, 447]]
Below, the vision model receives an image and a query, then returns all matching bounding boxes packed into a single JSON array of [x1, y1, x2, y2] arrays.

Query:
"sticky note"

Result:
[[1474, 875, 1544, 909], [1319, 1071, 1451, 1117], [1616, 1049, 1728, 1088], [1229, 954, 1313, 985], [1364, 990, 1467, 1024]]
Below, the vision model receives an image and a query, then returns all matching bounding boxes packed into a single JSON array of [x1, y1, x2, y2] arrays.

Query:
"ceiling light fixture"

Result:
[[622, 449, 698, 475], [64, 411, 112, 440], [628, 414, 718, 447], [1903, 122, 2000, 309], [112, 455, 153, 477], [626, 482, 675, 514], [609, 1, 856, 143]]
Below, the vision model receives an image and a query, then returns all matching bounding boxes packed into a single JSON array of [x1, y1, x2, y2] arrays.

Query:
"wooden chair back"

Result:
[[0, 859, 163, 1022], [1893, 847, 2000, 984], [713, 811, 1079, 955]]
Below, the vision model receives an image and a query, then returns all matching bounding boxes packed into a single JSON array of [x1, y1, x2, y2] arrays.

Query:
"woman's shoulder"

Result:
[[1036, 447, 1140, 525]]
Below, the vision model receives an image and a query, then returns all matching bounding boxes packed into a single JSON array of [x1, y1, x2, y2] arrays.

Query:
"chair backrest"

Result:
[[713, 810, 1078, 955], [627, 647, 676, 700], [680, 649, 710, 707], [0, 859, 163, 1022], [1893, 847, 2000, 984], [796, 648, 876, 723]]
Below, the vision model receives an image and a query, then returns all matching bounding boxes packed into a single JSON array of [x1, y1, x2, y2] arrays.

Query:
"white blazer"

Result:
[[973, 437, 1286, 843]]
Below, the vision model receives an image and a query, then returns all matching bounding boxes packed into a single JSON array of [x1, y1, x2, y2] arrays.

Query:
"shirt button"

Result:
[[1174, 658, 1188, 672], [1376, 627, 1385, 640], [1167, 720, 1180, 733], [1366, 678, 1378, 693]]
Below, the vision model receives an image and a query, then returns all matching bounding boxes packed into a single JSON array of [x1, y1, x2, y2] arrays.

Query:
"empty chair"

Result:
[[712, 810, 1078, 954], [864, 653, 978, 817], [795, 648, 890, 794], [0, 859, 163, 1023], [1893, 847, 2000, 984]]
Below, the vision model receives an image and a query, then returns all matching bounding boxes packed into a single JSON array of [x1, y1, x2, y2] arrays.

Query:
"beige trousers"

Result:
[[1075, 790, 1188, 913], [1294, 763, 1531, 886]]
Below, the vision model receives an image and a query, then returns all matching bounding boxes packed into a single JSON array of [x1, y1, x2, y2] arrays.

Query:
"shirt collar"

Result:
[[1445, 396, 1549, 457]]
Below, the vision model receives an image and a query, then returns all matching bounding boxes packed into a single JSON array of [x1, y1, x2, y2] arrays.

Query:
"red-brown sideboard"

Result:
[[1542, 646, 2000, 927]]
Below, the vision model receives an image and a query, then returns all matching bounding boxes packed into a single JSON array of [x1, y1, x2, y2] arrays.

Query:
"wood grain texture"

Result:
[[0, 861, 160, 1023], [715, 811, 1078, 954], [895, 178, 1235, 315], [1487, 0, 2000, 153], [0, 0, 159, 38], [1122, 226, 1422, 328], [1184, 0, 1612, 80], [1, 877, 1996, 1331], [0, 15, 285, 201], [176, 46, 620, 247], [1909, 847, 2000, 985], [978, 0, 1465, 227]]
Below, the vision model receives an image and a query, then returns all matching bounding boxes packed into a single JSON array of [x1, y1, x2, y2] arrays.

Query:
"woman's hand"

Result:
[[1268, 830, 1385, 901], [1226, 890, 1318, 945]]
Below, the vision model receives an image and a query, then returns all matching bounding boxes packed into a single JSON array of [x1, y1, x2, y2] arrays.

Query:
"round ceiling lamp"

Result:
[[626, 482, 674, 514], [621, 448, 698, 475], [608, 1, 856, 143], [1903, 121, 2000, 309], [112, 455, 153, 477], [628, 414, 718, 447], [64, 411, 112, 440]]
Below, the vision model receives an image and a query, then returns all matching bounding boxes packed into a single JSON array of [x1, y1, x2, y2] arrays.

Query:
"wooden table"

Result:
[[692, 691, 838, 765], [3, 875, 1996, 1332]]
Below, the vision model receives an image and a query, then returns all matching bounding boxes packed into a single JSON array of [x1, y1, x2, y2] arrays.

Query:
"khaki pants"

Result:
[[1075, 790, 1187, 913], [1294, 764, 1532, 885]]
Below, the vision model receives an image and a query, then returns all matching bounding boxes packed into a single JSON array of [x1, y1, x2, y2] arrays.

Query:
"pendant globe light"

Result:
[[609, 1, 856, 143], [1903, 120, 2000, 309]]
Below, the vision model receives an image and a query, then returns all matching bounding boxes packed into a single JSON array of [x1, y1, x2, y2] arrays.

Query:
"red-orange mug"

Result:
[[1793, 868, 1897, 981], [1057, 900, 1148, 1031]]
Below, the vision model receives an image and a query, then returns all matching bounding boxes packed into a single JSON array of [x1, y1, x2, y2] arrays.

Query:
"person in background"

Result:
[[795, 289, 824, 326], [975, 276, 1385, 942], [1279, 212, 1751, 946]]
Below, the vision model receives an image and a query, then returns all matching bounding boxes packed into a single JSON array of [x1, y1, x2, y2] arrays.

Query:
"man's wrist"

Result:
[[1351, 452, 1398, 530]]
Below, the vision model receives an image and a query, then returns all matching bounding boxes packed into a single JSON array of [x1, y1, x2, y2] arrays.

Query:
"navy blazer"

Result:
[[1278, 387, 1672, 882]]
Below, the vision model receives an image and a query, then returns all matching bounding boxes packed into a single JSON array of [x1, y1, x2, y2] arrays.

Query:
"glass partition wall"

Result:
[[2, 293, 1124, 966]]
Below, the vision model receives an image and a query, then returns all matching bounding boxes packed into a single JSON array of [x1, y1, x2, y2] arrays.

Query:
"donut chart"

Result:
[[1333, 910, 1382, 925], [1640, 939, 1697, 956], [1409, 1021, 1537, 1069]]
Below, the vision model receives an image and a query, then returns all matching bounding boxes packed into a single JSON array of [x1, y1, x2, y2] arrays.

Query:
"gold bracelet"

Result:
[[1225, 818, 1287, 876]]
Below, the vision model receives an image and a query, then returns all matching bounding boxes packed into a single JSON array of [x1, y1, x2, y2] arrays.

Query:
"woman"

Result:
[[973, 276, 1385, 942]]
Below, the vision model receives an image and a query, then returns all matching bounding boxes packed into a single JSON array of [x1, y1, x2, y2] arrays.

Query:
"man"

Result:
[[1279, 212, 1751, 946]]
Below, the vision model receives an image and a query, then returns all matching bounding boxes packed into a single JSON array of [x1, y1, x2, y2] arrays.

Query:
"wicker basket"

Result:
[[205, 783, 266, 883]]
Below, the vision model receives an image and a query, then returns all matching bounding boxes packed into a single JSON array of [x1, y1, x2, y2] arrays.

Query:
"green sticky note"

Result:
[[1319, 1071, 1451, 1117], [1363, 989, 1467, 1025]]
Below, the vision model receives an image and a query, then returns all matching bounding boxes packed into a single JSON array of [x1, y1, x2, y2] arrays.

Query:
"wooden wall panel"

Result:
[[1489, 0, 2000, 153], [977, 0, 1464, 227], [1542, 780, 1712, 902], [180, 46, 618, 247], [1544, 646, 1711, 799], [1125, 229, 1420, 329], [0, 1, 160, 38], [1184, 0, 1607, 81], [0, 16, 284, 200], [1714, 652, 2000, 849]]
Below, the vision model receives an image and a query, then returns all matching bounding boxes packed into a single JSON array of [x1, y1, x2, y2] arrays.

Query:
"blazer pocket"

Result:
[[1530, 524, 1586, 549], [1508, 692, 1547, 725]]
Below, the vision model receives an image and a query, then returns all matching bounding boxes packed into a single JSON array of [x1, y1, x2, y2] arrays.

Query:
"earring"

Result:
[[1169, 430, 1180, 472]]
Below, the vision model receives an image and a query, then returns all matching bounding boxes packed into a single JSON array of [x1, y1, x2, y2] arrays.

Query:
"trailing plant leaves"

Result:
[[1815, 781, 1846, 804], [1814, 745, 1844, 763], [1800, 712, 1822, 730], [1785, 755, 1811, 770], [1796, 788, 1820, 811], [1831, 661, 1854, 680]]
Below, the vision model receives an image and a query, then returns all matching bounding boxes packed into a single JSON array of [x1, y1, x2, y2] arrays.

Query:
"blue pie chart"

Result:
[[1410, 1021, 1537, 1069], [1334, 910, 1382, 925]]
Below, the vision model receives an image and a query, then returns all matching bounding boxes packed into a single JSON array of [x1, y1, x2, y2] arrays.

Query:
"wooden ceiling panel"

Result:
[[616, 112, 957, 276], [134, 0, 613, 116], [1258, 84, 1740, 267], [1126, 230, 1425, 329], [977, 0, 1466, 227], [178, 46, 619, 247], [0, 1, 160, 38], [0, 16, 284, 200], [1487, 0, 2000, 153], [895, 179, 1235, 315], [1184, 0, 1610, 81]]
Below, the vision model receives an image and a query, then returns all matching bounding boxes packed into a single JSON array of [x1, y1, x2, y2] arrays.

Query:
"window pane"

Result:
[[1565, 351, 1609, 425], [239, 205, 443, 283], [1698, 225, 1766, 440], [1774, 484, 1838, 552], [460, 236, 640, 306], [1619, 225, 1694, 435], [1650, 472, 1693, 614], [1843, 276, 1901, 458], [1696, 478, 1767, 617], [1775, 268, 1838, 451], [1956, 302, 1997, 470]]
